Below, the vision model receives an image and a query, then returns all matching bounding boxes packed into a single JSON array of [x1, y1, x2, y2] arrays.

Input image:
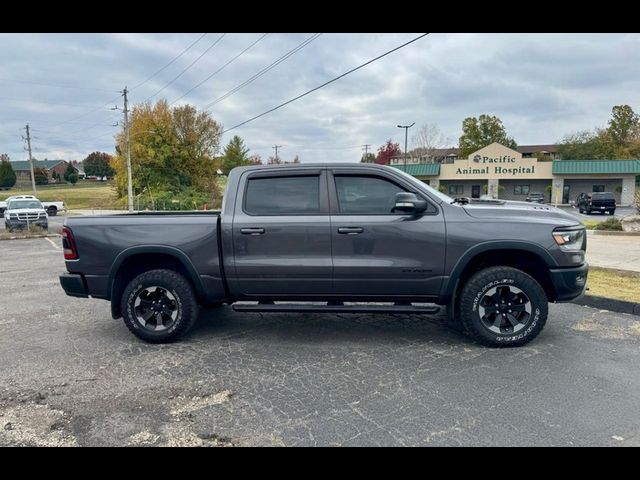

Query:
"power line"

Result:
[[170, 33, 269, 106], [222, 33, 430, 134], [203, 33, 322, 110], [35, 95, 121, 131], [130, 33, 208, 91], [145, 33, 226, 102], [0, 97, 109, 109], [24, 34, 209, 133], [0, 77, 117, 92]]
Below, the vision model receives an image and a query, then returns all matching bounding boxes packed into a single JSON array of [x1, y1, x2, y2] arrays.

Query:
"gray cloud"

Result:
[[1, 33, 639, 164]]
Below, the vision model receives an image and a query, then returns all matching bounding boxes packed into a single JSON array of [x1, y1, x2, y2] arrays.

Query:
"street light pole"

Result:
[[397, 122, 415, 167]]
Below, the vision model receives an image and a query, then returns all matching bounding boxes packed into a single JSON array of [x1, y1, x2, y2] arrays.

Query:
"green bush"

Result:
[[593, 218, 623, 231], [68, 173, 78, 185], [135, 188, 210, 211], [0, 159, 17, 188], [34, 167, 49, 185]]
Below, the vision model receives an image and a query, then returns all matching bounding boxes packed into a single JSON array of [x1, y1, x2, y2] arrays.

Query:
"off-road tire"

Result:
[[458, 266, 548, 347], [121, 269, 200, 343]]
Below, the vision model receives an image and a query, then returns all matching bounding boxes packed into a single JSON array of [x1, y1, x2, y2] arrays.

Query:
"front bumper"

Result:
[[549, 262, 589, 302], [59, 273, 88, 298], [5, 218, 48, 230]]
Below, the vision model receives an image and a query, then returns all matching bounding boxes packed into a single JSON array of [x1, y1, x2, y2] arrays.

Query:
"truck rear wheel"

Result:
[[458, 266, 548, 347], [121, 269, 200, 343]]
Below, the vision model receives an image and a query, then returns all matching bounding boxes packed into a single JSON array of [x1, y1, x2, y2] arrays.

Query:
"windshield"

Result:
[[391, 168, 454, 203], [8, 200, 43, 210]]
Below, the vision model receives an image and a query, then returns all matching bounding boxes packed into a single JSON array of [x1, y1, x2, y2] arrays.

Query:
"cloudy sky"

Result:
[[1, 32, 639, 163]]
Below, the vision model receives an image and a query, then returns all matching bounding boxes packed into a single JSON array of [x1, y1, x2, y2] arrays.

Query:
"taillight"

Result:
[[62, 226, 79, 260]]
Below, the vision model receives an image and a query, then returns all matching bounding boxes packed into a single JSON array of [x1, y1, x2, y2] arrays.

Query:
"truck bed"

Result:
[[64, 212, 225, 305]]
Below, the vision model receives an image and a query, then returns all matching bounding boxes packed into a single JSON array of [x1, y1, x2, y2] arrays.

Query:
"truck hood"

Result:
[[462, 199, 580, 225]]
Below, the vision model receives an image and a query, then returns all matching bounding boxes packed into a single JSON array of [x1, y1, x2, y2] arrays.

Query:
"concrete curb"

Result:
[[587, 230, 640, 236], [571, 295, 640, 317], [0, 234, 61, 241]]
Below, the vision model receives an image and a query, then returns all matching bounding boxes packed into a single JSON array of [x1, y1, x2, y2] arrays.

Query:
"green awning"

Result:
[[390, 163, 440, 176], [552, 159, 640, 175]]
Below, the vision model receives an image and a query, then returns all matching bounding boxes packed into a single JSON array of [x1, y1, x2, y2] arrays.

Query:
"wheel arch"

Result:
[[443, 241, 559, 305], [108, 246, 205, 319]]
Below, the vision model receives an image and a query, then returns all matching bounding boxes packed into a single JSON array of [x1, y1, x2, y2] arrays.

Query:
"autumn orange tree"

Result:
[[112, 100, 224, 208]]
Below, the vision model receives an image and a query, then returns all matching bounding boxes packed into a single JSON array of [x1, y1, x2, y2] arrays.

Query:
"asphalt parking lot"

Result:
[[1, 237, 639, 446], [558, 205, 635, 223]]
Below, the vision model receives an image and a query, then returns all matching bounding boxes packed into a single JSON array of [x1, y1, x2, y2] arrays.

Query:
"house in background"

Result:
[[10, 160, 78, 186], [389, 144, 561, 165]]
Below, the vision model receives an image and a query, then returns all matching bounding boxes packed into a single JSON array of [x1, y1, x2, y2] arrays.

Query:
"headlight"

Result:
[[39, 212, 47, 218], [553, 227, 585, 251]]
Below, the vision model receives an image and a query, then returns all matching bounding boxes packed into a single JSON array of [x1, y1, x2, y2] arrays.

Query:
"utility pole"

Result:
[[361, 144, 371, 162], [25, 124, 37, 196], [123, 87, 133, 212], [273, 144, 283, 162], [397, 122, 415, 167]]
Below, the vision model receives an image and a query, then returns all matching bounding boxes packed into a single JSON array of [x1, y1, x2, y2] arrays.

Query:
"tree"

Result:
[[248, 154, 262, 165], [68, 173, 78, 185], [375, 140, 402, 165], [291, 155, 300, 164], [608, 105, 639, 147], [267, 156, 282, 164], [221, 135, 251, 174], [112, 100, 223, 204], [411, 123, 447, 160], [557, 129, 614, 160], [458, 114, 517, 158], [63, 163, 76, 182], [83, 151, 115, 177], [0, 157, 16, 188], [34, 167, 49, 185], [361, 152, 376, 163]]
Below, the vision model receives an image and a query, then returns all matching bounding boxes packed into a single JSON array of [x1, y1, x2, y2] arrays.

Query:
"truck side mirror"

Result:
[[393, 192, 427, 214]]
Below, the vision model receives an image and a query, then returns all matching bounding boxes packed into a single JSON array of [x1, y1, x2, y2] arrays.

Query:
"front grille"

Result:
[[17, 213, 40, 221]]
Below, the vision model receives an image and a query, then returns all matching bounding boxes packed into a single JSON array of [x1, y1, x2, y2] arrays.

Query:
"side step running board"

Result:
[[232, 303, 440, 315]]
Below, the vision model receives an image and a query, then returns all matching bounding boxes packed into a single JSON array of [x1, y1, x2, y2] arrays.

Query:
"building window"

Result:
[[592, 185, 605, 193], [448, 184, 464, 195], [514, 185, 530, 195]]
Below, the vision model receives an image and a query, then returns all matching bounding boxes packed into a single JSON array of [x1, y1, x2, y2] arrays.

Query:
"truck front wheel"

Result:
[[121, 269, 200, 343], [458, 266, 548, 347]]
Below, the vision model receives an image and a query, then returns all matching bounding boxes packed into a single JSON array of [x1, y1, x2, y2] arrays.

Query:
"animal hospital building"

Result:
[[390, 143, 640, 205]]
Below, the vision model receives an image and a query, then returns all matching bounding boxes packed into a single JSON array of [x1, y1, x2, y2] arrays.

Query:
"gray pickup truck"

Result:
[[59, 163, 588, 347]]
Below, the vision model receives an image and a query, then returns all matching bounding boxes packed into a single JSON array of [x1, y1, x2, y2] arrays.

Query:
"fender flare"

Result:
[[107, 245, 205, 300], [441, 240, 558, 300]]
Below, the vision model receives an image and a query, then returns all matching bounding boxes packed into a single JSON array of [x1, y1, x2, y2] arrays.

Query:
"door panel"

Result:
[[230, 171, 333, 296], [329, 172, 446, 297]]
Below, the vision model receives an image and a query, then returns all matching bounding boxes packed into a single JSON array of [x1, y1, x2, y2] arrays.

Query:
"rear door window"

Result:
[[244, 175, 320, 215]]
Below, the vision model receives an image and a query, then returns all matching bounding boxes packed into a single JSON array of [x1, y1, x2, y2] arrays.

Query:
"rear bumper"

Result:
[[59, 273, 88, 298], [549, 263, 589, 302]]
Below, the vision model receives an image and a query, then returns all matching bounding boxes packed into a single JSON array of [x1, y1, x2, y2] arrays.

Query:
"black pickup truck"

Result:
[[576, 192, 617, 215], [60, 164, 588, 347]]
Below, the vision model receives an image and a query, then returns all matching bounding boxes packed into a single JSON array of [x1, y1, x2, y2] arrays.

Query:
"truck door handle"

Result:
[[241, 227, 265, 235], [338, 227, 364, 235]]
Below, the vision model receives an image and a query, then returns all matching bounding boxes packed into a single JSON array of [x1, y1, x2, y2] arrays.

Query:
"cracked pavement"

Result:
[[1, 238, 639, 446]]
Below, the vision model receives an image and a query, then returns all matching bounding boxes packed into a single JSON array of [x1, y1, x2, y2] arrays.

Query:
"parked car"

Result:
[[60, 163, 588, 348], [576, 192, 616, 215], [525, 192, 545, 203], [0, 195, 65, 216], [4, 198, 48, 232]]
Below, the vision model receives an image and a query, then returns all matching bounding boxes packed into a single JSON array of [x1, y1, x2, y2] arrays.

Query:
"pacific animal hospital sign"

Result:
[[440, 143, 550, 180]]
